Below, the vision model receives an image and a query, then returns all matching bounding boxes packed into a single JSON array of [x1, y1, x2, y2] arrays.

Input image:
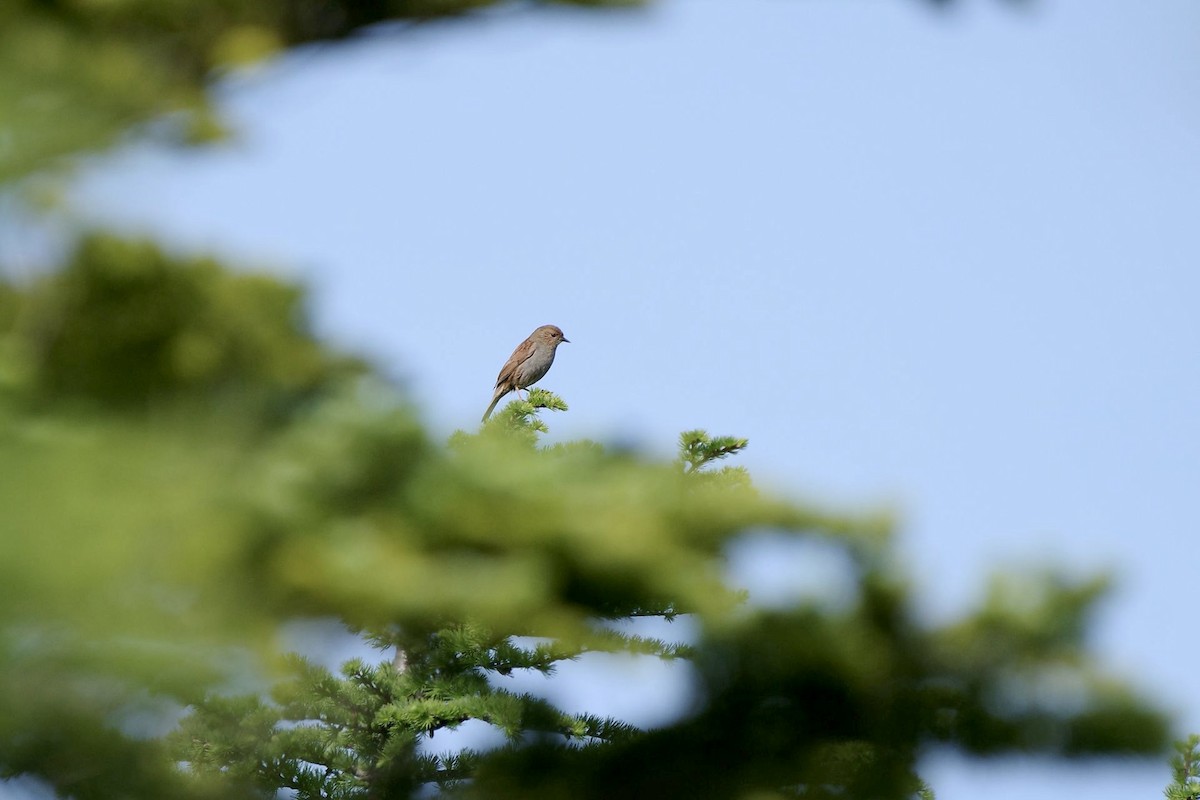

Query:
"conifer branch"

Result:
[[678, 429, 749, 473], [1167, 734, 1200, 800], [578, 628, 694, 660]]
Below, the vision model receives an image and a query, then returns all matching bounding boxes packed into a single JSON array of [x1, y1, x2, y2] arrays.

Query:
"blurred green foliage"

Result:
[[1, 0, 1029, 184], [0, 236, 1174, 798], [14, 233, 361, 412], [0, 1, 1181, 797], [0, 0, 650, 182]]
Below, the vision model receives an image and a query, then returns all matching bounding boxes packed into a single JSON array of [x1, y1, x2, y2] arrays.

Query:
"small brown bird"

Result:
[[482, 324, 570, 422]]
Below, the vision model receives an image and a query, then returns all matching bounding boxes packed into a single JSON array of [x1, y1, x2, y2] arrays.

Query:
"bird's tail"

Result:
[[481, 391, 505, 423]]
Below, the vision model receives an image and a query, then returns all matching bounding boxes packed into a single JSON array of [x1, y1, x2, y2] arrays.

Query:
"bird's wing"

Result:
[[495, 338, 536, 388]]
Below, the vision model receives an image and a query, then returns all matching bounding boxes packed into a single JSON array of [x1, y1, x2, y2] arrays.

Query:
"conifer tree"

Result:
[[0, 235, 1178, 799], [1, 3, 1192, 799]]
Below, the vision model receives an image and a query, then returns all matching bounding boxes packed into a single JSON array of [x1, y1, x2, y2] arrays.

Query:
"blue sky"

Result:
[[52, 0, 1200, 797]]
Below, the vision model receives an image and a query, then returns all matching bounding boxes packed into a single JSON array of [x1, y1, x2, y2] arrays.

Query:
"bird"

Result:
[[482, 324, 570, 422]]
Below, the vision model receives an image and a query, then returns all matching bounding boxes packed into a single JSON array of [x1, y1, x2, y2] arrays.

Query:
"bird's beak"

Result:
[[562, 337, 570, 343]]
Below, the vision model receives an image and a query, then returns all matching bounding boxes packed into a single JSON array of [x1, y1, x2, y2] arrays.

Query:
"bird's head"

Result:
[[534, 325, 569, 345]]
